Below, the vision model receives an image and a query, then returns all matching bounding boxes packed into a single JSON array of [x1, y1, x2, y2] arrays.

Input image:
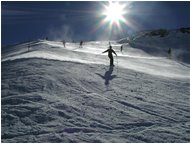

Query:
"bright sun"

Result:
[[103, 2, 126, 25]]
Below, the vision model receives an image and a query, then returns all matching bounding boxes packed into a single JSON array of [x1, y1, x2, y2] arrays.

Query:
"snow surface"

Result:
[[1, 39, 190, 143], [118, 29, 190, 64]]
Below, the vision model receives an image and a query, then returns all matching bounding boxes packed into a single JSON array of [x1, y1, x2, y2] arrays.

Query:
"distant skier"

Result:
[[102, 42, 117, 66], [62, 40, 66, 47], [79, 40, 83, 48], [120, 45, 123, 52], [168, 48, 172, 59]]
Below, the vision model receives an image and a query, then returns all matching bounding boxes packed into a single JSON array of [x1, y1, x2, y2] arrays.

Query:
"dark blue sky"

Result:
[[1, 1, 190, 46]]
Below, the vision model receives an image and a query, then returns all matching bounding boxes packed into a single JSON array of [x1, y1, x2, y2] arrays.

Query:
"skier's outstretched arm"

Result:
[[102, 49, 108, 54], [112, 50, 117, 56]]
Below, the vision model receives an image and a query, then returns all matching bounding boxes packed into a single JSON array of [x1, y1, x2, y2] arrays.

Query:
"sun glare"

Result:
[[92, 1, 131, 35], [103, 2, 126, 25]]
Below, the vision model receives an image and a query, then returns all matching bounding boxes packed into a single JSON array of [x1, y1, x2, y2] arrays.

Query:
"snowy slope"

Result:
[[118, 28, 190, 64], [1, 40, 190, 143]]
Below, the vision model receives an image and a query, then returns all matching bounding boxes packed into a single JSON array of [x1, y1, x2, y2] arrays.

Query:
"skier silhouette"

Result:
[[120, 45, 123, 52], [62, 40, 66, 47], [168, 48, 172, 59], [79, 40, 83, 48], [102, 42, 117, 66]]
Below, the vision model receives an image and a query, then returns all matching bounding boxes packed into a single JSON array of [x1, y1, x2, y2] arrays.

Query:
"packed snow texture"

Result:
[[1, 37, 190, 143]]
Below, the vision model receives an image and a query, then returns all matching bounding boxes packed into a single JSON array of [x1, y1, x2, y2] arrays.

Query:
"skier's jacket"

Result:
[[102, 46, 117, 58]]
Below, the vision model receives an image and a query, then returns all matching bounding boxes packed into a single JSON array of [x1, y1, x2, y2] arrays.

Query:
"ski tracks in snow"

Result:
[[1, 40, 190, 143], [2, 58, 190, 142]]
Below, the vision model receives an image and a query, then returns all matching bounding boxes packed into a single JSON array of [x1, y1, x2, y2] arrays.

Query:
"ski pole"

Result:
[[116, 56, 118, 74]]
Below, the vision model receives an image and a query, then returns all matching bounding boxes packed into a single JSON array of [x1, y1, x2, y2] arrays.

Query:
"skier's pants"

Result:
[[109, 56, 114, 66]]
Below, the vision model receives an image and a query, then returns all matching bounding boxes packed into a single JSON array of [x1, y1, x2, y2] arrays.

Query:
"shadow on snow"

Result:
[[96, 66, 117, 86]]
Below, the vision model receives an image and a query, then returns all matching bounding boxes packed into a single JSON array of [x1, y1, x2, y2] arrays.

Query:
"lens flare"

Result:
[[103, 1, 126, 26], [91, 1, 134, 39]]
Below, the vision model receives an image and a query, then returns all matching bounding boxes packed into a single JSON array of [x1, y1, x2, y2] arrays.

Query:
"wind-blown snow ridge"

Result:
[[2, 40, 190, 79], [2, 51, 100, 65]]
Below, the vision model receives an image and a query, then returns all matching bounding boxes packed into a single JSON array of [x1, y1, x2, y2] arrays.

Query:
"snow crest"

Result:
[[2, 40, 190, 79]]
